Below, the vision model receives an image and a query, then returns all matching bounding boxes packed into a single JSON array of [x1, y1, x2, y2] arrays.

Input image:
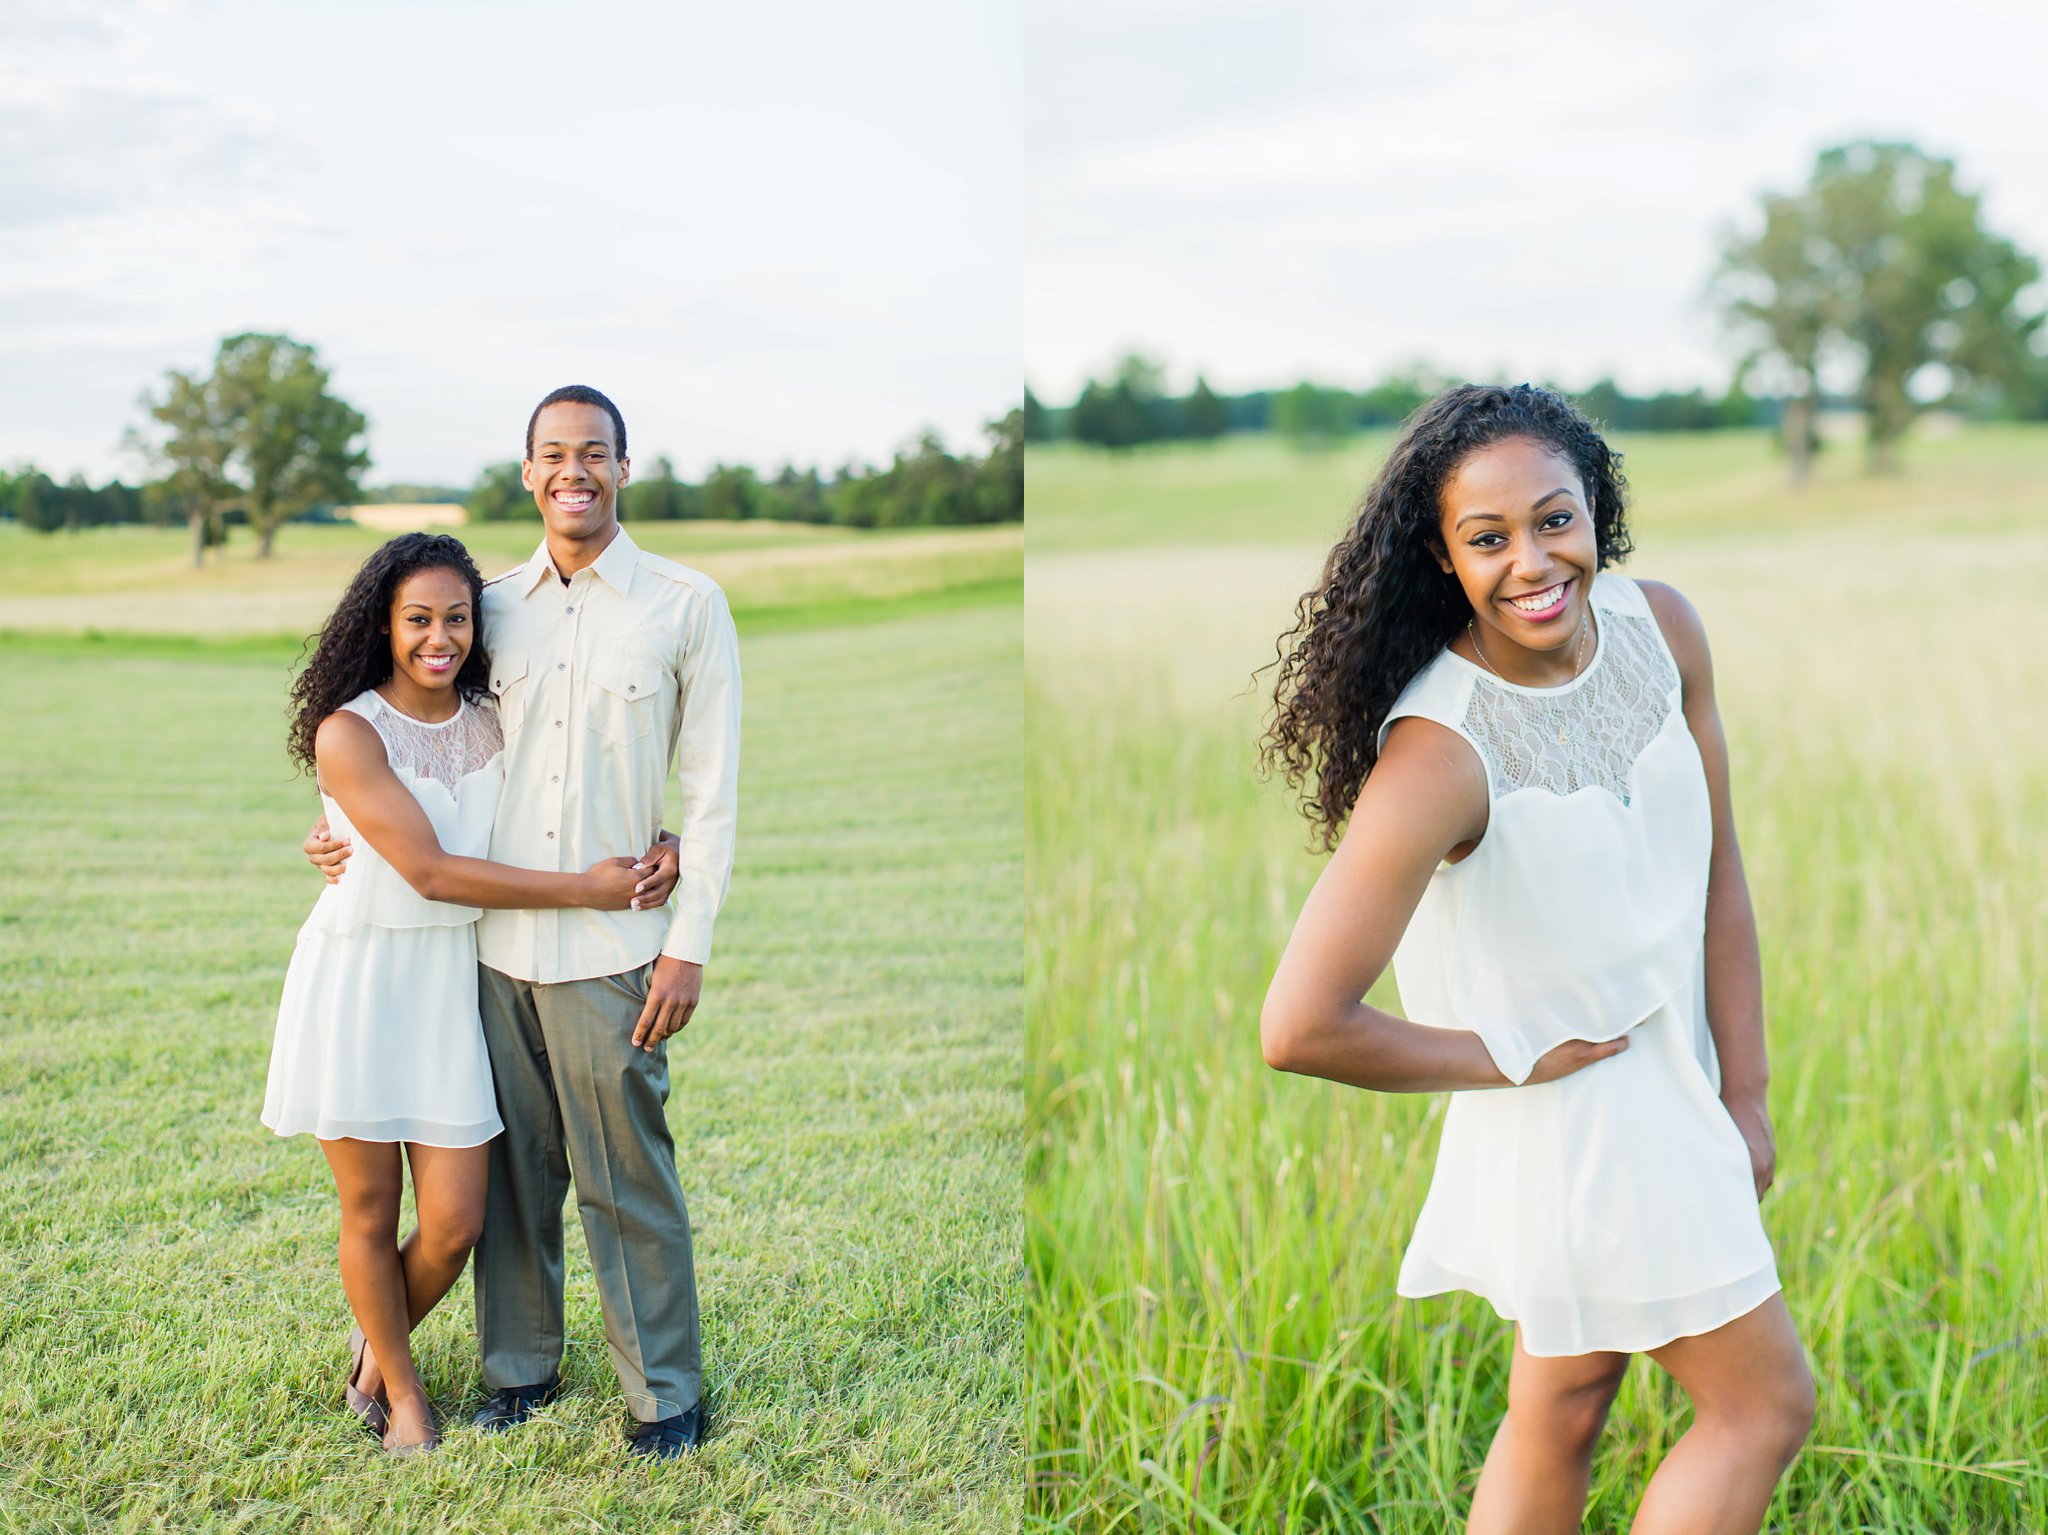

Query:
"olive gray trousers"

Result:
[[472, 962, 701, 1422]]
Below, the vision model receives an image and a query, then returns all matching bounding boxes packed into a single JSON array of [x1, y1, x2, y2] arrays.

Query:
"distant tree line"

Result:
[[1031, 143, 2047, 485], [466, 412, 1021, 530], [3, 327, 1021, 553], [1026, 359, 1778, 453]]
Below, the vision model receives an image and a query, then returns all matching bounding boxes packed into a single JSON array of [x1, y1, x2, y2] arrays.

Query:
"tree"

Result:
[[1023, 385, 1053, 444], [134, 333, 370, 560], [1273, 381, 1356, 451], [1183, 376, 1228, 441], [467, 460, 535, 522], [127, 367, 237, 564], [1718, 142, 2044, 478], [1815, 142, 2042, 470], [624, 454, 688, 521], [702, 464, 758, 522], [975, 408, 1023, 522]]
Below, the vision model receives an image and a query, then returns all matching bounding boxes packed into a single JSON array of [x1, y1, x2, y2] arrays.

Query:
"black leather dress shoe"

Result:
[[626, 1403, 707, 1460], [471, 1379, 564, 1431]]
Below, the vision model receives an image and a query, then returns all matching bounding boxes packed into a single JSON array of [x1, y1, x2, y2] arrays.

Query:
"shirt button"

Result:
[[558, 662, 566, 670], [555, 719, 563, 727], [551, 775, 560, 783], [565, 606, 575, 615], [546, 831, 555, 839], [627, 684, 636, 693]]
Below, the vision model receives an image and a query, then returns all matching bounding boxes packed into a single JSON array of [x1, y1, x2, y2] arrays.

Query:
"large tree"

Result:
[[134, 333, 369, 560], [1718, 142, 2043, 478]]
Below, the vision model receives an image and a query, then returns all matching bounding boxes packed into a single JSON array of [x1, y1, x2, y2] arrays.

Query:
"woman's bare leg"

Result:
[[1467, 1332, 1630, 1535], [1630, 1295, 1814, 1535], [348, 1142, 489, 1404], [319, 1137, 435, 1447]]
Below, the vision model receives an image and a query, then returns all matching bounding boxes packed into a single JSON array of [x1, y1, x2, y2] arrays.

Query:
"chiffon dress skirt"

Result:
[[1395, 966, 1779, 1355], [264, 923, 501, 1146], [261, 689, 506, 1148]]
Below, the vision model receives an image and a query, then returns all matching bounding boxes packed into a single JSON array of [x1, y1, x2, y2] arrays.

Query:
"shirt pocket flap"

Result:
[[592, 649, 664, 702], [490, 651, 529, 696]]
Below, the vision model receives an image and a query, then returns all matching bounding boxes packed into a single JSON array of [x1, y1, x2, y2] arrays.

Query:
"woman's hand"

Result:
[[581, 857, 647, 910], [305, 815, 351, 885], [1722, 1091, 1777, 1199], [1523, 1033, 1632, 1085], [632, 831, 681, 909]]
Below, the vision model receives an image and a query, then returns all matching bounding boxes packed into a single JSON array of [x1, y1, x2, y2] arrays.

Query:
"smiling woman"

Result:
[[1256, 384, 1814, 1534], [270, 530, 661, 1454]]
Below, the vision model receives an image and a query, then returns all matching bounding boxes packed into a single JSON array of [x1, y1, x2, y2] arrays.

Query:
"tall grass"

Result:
[[1026, 431, 2048, 1532]]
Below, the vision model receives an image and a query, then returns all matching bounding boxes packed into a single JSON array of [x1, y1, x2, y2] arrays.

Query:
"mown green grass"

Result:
[[1026, 427, 2048, 1532], [0, 519, 1022, 642], [0, 535, 1022, 1532]]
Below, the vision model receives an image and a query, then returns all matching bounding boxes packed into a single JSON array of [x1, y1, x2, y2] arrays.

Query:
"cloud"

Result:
[[0, 76, 309, 232]]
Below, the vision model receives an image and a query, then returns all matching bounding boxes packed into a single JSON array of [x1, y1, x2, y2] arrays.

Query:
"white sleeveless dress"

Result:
[[1381, 573, 1779, 1356], [261, 690, 507, 1147]]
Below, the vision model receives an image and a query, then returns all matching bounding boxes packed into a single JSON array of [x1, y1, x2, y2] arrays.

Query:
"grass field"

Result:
[[1026, 429, 2048, 1532], [0, 524, 1021, 1532], [0, 518, 1022, 640]]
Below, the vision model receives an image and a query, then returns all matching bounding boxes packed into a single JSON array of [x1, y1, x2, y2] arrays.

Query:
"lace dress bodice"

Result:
[[356, 691, 505, 795], [301, 691, 507, 937], [1376, 573, 1713, 1084]]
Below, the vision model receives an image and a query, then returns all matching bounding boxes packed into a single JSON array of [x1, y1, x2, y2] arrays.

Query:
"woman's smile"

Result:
[[1503, 578, 1573, 622]]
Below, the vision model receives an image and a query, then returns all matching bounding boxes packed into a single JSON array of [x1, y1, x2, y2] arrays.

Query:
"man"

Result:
[[307, 384, 741, 1459]]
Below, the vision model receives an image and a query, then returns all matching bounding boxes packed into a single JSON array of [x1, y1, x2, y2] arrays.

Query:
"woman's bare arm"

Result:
[[1260, 714, 1631, 1092], [314, 712, 641, 911], [1641, 579, 1776, 1196]]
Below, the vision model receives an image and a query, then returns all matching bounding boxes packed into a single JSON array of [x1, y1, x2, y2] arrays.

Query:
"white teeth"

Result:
[[1509, 583, 1566, 612]]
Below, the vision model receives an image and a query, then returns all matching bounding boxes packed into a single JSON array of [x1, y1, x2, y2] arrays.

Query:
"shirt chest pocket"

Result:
[[588, 648, 665, 747], [489, 651, 531, 737]]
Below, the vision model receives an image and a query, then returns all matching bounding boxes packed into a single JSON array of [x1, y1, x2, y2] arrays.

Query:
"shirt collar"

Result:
[[518, 524, 641, 597]]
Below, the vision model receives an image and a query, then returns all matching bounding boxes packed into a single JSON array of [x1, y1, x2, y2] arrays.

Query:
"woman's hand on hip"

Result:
[[1523, 1033, 1631, 1086]]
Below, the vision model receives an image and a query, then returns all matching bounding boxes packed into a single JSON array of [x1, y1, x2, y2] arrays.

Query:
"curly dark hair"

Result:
[[286, 532, 491, 774], [1262, 383, 1634, 848]]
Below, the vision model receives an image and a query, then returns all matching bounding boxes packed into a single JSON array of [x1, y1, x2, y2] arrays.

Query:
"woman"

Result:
[[1259, 385, 1814, 1533], [264, 533, 664, 1453]]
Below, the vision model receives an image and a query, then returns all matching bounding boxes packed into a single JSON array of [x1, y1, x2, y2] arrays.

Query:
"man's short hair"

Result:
[[525, 384, 627, 461]]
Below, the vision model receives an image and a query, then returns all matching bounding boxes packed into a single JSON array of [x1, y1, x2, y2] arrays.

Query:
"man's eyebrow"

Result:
[[536, 438, 610, 450]]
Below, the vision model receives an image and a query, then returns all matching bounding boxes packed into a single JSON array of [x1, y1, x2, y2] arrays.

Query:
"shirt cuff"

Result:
[[661, 913, 715, 968]]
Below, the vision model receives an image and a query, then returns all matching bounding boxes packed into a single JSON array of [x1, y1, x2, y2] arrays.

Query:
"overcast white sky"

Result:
[[1026, 0, 2048, 404], [1, 0, 1018, 485]]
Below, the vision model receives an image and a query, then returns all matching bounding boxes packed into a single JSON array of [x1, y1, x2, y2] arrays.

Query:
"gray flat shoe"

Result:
[[345, 1326, 389, 1439]]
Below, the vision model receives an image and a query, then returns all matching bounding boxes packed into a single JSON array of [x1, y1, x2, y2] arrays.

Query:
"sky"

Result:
[[0, 0, 1019, 486], [1026, 0, 2048, 404]]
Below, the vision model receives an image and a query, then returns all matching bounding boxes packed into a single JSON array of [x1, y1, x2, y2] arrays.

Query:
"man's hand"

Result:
[[631, 833, 681, 912], [305, 814, 352, 885], [631, 956, 703, 1052], [1723, 1091, 1777, 1199]]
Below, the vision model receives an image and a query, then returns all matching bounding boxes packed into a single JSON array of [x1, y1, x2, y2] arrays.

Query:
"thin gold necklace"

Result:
[[1468, 608, 1593, 744]]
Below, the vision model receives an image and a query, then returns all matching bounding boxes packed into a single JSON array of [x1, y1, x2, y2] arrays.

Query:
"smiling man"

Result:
[[308, 383, 741, 1459], [471, 384, 740, 1457]]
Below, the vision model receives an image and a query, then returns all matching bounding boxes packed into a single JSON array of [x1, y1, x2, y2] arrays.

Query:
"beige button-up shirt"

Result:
[[476, 526, 741, 983]]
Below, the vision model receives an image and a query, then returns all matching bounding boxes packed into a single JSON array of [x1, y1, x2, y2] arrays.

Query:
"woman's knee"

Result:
[[1509, 1361, 1628, 1454], [420, 1203, 486, 1261], [1702, 1357, 1815, 1460]]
